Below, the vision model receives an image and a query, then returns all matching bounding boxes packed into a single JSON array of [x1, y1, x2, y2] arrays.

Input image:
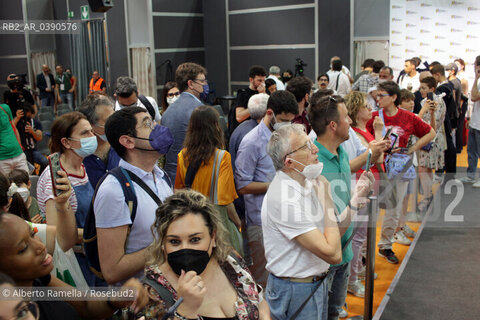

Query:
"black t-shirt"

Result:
[[449, 78, 462, 109], [228, 87, 258, 136], [3, 89, 35, 114], [436, 82, 456, 131], [33, 274, 80, 320]]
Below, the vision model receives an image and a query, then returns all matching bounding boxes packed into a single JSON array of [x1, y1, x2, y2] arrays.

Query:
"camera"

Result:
[[7, 74, 27, 91], [295, 58, 307, 76]]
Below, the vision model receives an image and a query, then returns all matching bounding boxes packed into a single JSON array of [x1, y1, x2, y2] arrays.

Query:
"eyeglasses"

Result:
[[166, 91, 180, 97], [193, 78, 208, 85], [377, 93, 390, 98], [136, 118, 156, 130], [9, 301, 39, 320], [285, 140, 314, 158]]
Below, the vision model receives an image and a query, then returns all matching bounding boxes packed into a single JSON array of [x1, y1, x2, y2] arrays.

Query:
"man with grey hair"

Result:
[[267, 65, 285, 90], [229, 93, 269, 171], [78, 94, 120, 188], [262, 123, 373, 319], [113, 76, 161, 123]]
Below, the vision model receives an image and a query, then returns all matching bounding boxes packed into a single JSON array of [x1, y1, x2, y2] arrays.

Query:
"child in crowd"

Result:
[[395, 90, 419, 245], [8, 169, 43, 223]]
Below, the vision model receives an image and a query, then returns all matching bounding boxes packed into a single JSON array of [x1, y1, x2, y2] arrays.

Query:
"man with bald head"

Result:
[[89, 71, 106, 95], [36, 64, 55, 107]]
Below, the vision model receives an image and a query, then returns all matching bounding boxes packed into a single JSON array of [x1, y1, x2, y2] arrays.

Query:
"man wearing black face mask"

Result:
[[287, 76, 313, 134], [92, 107, 174, 284]]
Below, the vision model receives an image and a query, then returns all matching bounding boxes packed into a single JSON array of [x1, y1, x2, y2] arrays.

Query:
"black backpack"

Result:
[[83, 166, 171, 281]]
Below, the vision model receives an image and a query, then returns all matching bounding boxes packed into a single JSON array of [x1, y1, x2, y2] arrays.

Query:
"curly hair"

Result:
[[344, 91, 367, 127], [147, 189, 231, 266]]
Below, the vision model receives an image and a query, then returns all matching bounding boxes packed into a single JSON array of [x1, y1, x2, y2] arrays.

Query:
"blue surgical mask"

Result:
[[69, 136, 98, 158], [200, 84, 210, 101], [132, 125, 174, 155]]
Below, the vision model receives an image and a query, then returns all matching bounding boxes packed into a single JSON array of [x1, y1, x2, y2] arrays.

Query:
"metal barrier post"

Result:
[[364, 195, 378, 320]]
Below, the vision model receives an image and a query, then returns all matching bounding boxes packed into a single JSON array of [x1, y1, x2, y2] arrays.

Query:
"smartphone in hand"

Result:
[[48, 153, 65, 197], [427, 92, 434, 101], [383, 127, 393, 140], [366, 149, 372, 172], [386, 132, 398, 153]]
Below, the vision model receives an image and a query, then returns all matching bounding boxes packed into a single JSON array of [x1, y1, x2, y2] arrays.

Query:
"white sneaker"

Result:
[[402, 224, 416, 238], [338, 308, 348, 318], [347, 280, 365, 298], [459, 176, 476, 184], [394, 232, 412, 245], [473, 180, 480, 188]]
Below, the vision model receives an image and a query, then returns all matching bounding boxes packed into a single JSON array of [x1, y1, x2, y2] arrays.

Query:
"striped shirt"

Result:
[[37, 163, 89, 216]]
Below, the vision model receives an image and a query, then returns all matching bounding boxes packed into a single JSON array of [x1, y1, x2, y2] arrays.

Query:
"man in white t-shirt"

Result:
[[113, 76, 162, 123], [327, 59, 351, 97], [267, 65, 285, 91], [262, 123, 374, 319], [462, 55, 480, 187], [399, 59, 420, 92]]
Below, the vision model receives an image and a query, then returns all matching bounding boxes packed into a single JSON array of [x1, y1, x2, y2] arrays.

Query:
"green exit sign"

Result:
[[81, 5, 89, 20], [68, 11, 74, 18]]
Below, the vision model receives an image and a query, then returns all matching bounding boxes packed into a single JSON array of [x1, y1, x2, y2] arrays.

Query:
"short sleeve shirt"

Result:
[[314, 140, 353, 265], [262, 171, 330, 277], [366, 108, 431, 148], [93, 159, 173, 254]]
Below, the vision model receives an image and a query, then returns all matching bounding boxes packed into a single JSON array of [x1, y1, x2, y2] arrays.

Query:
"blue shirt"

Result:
[[83, 147, 121, 189], [314, 140, 353, 266], [161, 92, 203, 182], [235, 121, 275, 226], [229, 119, 258, 172], [94, 159, 173, 255], [229, 119, 259, 221]]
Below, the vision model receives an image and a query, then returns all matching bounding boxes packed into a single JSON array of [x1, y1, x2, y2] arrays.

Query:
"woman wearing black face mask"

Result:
[[141, 190, 271, 320]]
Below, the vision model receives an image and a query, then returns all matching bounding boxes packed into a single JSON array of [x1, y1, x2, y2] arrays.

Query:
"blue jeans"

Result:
[[266, 274, 328, 320], [41, 94, 54, 107], [326, 263, 350, 320], [59, 92, 74, 110], [467, 127, 480, 179]]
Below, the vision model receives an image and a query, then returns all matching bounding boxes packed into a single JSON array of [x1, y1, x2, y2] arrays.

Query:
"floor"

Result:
[[344, 146, 475, 319]]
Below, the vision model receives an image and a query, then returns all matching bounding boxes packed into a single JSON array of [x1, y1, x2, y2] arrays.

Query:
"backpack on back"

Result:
[[83, 166, 172, 281]]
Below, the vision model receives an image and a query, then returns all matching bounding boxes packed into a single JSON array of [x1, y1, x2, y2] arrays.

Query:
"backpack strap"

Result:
[[138, 95, 156, 120], [142, 277, 175, 307], [209, 150, 226, 204], [123, 169, 163, 206], [335, 73, 341, 91], [108, 167, 138, 225]]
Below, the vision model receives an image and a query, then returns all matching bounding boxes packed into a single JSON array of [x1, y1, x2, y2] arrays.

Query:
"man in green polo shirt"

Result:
[[55, 65, 73, 110], [308, 94, 371, 320]]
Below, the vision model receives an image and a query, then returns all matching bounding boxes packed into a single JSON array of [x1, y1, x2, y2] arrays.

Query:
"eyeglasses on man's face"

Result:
[[285, 140, 314, 158]]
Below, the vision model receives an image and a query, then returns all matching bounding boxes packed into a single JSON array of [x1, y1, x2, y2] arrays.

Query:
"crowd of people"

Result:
[[0, 53, 479, 320]]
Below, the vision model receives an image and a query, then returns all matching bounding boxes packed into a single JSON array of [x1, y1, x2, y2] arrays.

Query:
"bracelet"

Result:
[[174, 311, 202, 320], [349, 200, 364, 211]]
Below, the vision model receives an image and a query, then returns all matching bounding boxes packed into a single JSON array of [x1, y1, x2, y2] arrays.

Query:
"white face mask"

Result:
[[271, 112, 290, 131], [17, 187, 30, 203], [167, 95, 179, 105], [289, 158, 324, 180]]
